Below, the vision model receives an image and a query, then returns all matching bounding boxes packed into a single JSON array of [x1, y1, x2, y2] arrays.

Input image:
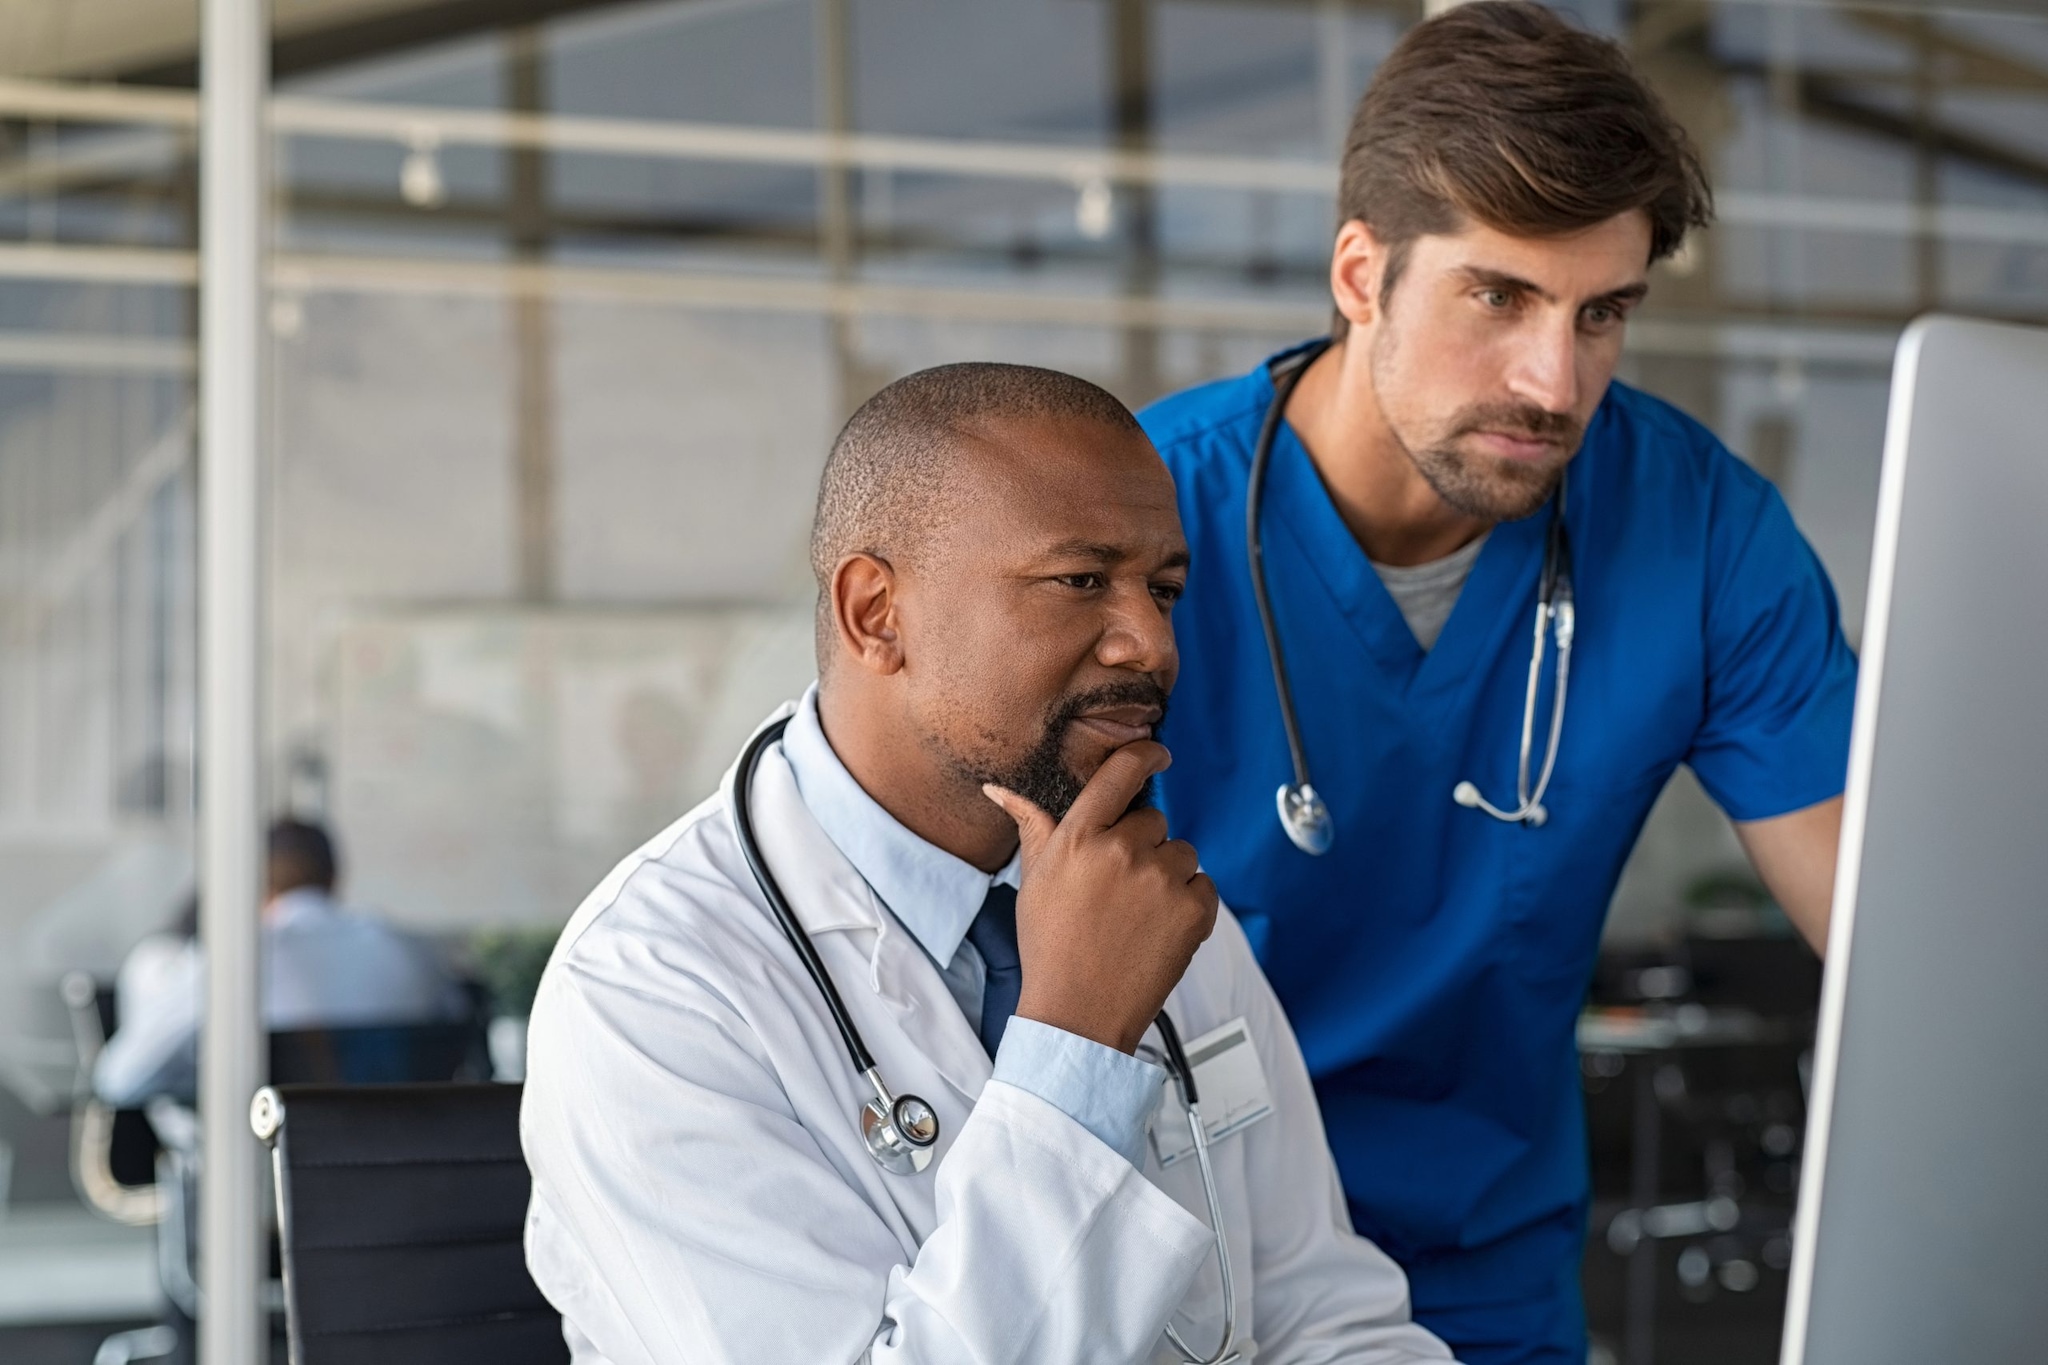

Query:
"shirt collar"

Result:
[[267, 886, 337, 926], [781, 684, 1020, 968]]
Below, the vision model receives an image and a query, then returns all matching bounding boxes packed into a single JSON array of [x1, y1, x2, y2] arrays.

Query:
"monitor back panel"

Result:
[[1785, 316, 2048, 1364]]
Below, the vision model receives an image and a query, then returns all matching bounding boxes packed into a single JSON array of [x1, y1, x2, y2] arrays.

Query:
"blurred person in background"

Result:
[[94, 819, 465, 1106], [1137, 5, 1855, 1362]]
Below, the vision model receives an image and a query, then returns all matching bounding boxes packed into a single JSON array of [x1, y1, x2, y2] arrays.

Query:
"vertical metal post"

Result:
[[1909, 15, 1941, 312], [199, 0, 267, 1361], [508, 25, 556, 603], [1625, 1057, 1665, 1365], [815, 0, 860, 421], [1316, 0, 1352, 157], [1764, 4, 1805, 314], [1110, 0, 1160, 404]]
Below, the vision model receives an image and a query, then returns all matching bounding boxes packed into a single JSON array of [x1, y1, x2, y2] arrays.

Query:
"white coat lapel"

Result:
[[726, 707, 995, 1108]]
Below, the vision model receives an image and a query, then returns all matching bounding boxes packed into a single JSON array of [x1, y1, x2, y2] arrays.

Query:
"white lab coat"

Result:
[[522, 706, 1457, 1365]]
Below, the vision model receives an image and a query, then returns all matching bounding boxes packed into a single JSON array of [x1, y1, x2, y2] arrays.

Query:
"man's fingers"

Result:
[[1118, 807, 1169, 849], [1159, 837, 1201, 884], [1065, 741, 1171, 833], [983, 783, 1057, 859]]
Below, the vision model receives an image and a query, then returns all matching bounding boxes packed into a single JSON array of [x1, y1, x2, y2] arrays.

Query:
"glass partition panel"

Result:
[[6, 2, 2048, 1360]]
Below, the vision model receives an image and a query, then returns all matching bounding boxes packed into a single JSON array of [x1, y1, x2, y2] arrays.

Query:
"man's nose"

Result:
[[1098, 585, 1177, 673], [1507, 317, 1581, 416]]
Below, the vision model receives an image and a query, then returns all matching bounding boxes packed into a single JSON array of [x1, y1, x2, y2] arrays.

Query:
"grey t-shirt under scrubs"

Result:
[[1371, 530, 1489, 651]]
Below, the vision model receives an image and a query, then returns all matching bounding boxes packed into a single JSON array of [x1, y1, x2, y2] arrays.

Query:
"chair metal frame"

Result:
[[60, 970, 167, 1227]]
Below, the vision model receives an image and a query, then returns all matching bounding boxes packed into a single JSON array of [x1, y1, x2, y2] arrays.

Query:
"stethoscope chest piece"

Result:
[[861, 1089, 938, 1176], [735, 716, 946, 1178], [1275, 782, 1333, 856]]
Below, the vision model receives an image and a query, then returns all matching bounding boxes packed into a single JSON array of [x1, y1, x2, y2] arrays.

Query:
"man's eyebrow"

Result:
[[1455, 266, 1649, 309], [1039, 538, 1125, 562], [1036, 538, 1190, 571], [1593, 281, 1651, 308], [1457, 265, 1552, 303]]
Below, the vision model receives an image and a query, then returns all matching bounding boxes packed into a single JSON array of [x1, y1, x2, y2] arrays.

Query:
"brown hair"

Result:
[[1336, 0, 1712, 330]]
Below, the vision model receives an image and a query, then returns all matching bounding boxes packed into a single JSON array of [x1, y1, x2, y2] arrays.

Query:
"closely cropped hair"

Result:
[[268, 819, 337, 895], [1338, 0, 1712, 327], [809, 363, 1142, 669]]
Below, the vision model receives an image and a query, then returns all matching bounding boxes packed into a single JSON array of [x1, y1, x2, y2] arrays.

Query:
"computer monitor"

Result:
[[1782, 316, 2048, 1364]]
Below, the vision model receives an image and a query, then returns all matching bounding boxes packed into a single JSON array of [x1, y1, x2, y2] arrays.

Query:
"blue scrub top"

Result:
[[1141, 345, 1856, 1337]]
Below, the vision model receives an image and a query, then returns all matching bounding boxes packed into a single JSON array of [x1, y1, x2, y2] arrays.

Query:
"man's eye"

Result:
[[1057, 573, 1106, 590], [1151, 582, 1184, 605], [1481, 288, 1514, 309]]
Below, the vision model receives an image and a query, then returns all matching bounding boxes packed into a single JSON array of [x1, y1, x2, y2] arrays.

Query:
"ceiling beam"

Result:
[[121, 0, 642, 86]]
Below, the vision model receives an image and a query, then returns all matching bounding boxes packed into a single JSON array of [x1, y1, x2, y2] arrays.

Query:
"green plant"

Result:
[[469, 925, 566, 1018]]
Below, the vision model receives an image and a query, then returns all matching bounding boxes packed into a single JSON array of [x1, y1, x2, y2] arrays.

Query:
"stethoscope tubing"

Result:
[[734, 716, 1237, 1361], [1246, 339, 1330, 799], [734, 716, 878, 1075], [1246, 338, 1576, 842]]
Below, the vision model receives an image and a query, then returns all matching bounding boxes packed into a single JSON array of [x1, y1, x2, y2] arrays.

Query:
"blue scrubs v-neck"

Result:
[[1141, 345, 1856, 1365]]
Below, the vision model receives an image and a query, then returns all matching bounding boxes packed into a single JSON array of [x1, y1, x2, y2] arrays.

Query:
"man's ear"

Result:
[[1330, 219, 1386, 331], [830, 552, 906, 676]]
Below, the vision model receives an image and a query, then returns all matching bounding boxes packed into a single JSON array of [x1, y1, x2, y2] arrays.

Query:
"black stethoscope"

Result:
[[1248, 339, 1577, 855], [732, 716, 1242, 1364]]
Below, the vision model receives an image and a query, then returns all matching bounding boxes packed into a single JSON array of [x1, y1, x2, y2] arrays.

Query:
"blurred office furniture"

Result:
[[268, 992, 491, 1087], [251, 1083, 567, 1365], [1580, 928, 1820, 1365], [62, 970, 198, 1365], [61, 973, 170, 1228], [63, 972, 494, 1365]]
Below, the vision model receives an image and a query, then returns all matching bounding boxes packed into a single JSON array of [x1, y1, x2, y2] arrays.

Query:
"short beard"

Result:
[[1369, 316, 1579, 523], [1408, 402, 1577, 522], [959, 679, 1170, 822]]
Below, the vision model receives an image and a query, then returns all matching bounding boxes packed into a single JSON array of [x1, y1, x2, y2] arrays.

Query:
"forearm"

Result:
[[1735, 795, 1843, 954]]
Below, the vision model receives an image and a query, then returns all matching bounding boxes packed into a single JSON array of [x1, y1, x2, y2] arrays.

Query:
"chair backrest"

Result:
[[252, 1083, 567, 1365], [268, 1020, 487, 1087]]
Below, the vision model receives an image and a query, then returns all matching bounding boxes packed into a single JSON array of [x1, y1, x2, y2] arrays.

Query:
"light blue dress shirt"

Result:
[[782, 685, 1163, 1167]]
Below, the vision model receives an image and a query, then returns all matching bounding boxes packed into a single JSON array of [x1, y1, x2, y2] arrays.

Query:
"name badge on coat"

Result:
[[1148, 1016, 1274, 1169]]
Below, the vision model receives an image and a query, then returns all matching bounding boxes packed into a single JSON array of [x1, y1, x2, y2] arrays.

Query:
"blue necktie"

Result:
[[964, 883, 1021, 1058]]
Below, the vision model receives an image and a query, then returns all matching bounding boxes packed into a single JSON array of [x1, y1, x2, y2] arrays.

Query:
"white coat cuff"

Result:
[[992, 1017, 1164, 1167]]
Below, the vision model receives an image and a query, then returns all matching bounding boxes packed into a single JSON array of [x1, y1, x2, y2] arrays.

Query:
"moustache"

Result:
[[1448, 402, 1582, 450], [1047, 678, 1172, 734]]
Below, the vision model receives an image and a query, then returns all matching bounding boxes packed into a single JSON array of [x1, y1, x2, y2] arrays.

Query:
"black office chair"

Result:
[[251, 1083, 568, 1365], [269, 1018, 488, 1087]]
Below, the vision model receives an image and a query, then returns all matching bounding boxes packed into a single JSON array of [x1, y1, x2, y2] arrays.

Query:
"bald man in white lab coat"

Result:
[[521, 365, 1462, 1364]]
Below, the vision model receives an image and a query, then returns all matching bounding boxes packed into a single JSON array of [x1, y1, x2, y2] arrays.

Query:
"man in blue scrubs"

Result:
[[1140, 6, 1855, 1362]]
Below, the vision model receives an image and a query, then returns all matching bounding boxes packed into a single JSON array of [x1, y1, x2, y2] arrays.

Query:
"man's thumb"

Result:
[[982, 783, 1055, 858]]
